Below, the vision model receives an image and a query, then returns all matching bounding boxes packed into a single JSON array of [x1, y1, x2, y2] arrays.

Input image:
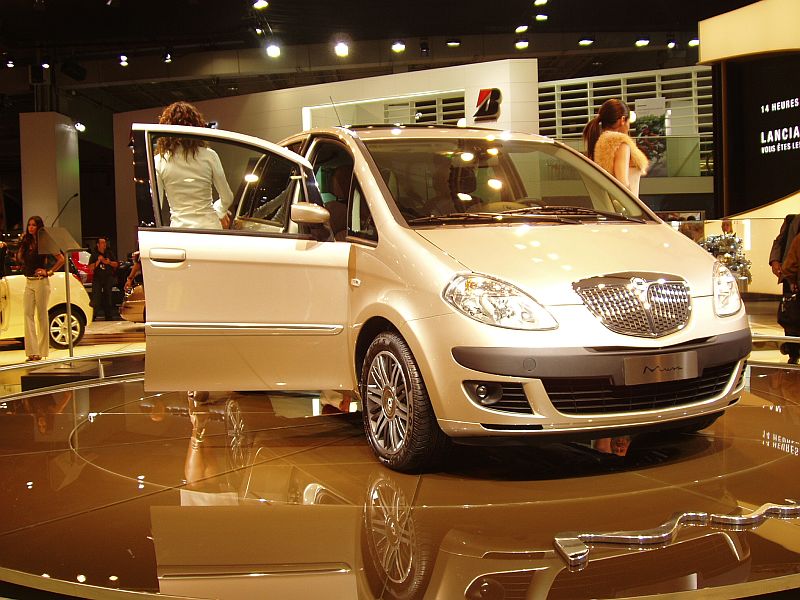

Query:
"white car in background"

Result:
[[131, 123, 751, 472], [0, 268, 92, 349]]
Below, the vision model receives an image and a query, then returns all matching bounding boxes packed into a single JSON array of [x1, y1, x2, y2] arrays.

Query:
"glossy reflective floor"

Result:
[[2, 365, 800, 599]]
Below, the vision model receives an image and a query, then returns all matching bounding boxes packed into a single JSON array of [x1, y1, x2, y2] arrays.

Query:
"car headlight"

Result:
[[713, 262, 742, 316], [443, 274, 558, 330]]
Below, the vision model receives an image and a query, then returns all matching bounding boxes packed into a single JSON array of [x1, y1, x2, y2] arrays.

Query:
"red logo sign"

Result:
[[474, 88, 502, 121]]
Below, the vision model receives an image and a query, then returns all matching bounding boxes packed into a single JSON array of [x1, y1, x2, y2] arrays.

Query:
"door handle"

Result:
[[149, 248, 186, 263]]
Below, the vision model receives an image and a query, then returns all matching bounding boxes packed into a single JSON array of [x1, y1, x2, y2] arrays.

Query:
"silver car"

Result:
[[131, 123, 750, 472]]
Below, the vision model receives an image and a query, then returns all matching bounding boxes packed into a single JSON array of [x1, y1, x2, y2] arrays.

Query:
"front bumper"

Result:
[[400, 310, 750, 438]]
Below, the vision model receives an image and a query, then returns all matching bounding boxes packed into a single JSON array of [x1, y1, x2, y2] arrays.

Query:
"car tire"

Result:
[[360, 331, 450, 473], [48, 307, 86, 349]]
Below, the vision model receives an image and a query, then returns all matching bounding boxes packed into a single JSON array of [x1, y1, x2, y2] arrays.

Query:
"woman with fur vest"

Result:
[[582, 99, 649, 196]]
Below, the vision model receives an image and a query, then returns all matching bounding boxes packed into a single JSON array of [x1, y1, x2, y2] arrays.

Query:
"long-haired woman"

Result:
[[16, 216, 64, 361], [154, 101, 233, 229], [582, 98, 649, 196]]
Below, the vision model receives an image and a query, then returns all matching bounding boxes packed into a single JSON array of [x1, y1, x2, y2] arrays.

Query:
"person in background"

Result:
[[721, 219, 734, 235], [124, 250, 142, 292], [155, 101, 233, 230], [16, 216, 64, 361], [88, 236, 119, 321], [582, 98, 649, 197], [772, 214, 800, 363]]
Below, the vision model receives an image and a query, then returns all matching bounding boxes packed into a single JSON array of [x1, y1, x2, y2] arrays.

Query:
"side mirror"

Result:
[[291, 202, 330, 225]]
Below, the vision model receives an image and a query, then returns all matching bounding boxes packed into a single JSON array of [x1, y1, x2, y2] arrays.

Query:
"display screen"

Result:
[[725, 52, 800, 214]]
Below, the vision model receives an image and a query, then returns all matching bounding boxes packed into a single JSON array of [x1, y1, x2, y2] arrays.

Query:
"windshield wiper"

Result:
[[500, 205, 647, 223], [407, 212, 581, 225]]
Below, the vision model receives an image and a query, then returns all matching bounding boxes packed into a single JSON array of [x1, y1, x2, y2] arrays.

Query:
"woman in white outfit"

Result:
[[16, 216, 64, 361], [154, 101, 233, 229]]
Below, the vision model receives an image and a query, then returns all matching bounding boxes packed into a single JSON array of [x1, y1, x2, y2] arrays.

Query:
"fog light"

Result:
[[464, 381, 503, 406]]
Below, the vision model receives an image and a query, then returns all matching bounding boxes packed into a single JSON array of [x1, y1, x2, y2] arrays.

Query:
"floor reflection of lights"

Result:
[[1, 367, 800, 599]]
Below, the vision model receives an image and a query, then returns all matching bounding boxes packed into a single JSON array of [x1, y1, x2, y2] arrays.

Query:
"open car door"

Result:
[[131, 124, 351, 392]]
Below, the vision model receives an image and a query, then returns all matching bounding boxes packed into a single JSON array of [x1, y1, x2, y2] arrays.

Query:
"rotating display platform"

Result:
[[0, 366, 800, 599]]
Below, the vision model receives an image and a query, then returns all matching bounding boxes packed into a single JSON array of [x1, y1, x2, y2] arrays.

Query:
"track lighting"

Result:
[[635, 37, 650, 47], [5, 58, 14, 68], [119, 54, 128, 66], [391, 40, 405, 53], [162, 50, 172, 63], [667, 37, 677, 49], [515, 38, 529, 50], [688, 38, 700, 47], [334, 41, 348, 57], [446, 39, 461, 48], [41, 57, 51, 69], [534, 0, 547, 5], [266, 42, 280, 57], [74, 122, 86, 132], [252, 0, 268, 9], [515, 25, 528, 34], [578, 36, 594, 46], [535, 14, 548, 21], [420, 41, 430, 56]]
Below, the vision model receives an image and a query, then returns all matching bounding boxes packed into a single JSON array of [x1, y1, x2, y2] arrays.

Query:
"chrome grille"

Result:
[[574, 273, 691, 338]]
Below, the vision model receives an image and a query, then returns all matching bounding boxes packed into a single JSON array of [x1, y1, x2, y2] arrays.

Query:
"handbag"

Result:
[[778, 292, 800, 329]]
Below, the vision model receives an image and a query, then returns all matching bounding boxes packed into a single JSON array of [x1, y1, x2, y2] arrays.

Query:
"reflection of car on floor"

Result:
[[0, 272, 92, 348], [120, 284, 145, 323], [131, 123, 751, 472], [147, 395, 763, 600]]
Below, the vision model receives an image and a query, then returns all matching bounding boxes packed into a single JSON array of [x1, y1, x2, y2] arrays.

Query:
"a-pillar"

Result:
[[19, 112, 81, 241]]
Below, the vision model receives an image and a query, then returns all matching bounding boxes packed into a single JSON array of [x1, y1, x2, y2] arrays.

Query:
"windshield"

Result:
[[363, 138, 654, 225]]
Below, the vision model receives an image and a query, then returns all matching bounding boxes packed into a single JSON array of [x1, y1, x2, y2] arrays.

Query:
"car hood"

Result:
[[415, 223, 716, 305]]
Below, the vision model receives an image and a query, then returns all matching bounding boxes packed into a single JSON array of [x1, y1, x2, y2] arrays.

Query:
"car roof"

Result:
[[304, 124, 555, 144]]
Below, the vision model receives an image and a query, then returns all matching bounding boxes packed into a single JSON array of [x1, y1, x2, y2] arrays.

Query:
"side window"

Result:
[[148, 132, 305, 233], [309, 141, 354, 242], [236, 153, 299, 229], [348, 183, 378, 242]]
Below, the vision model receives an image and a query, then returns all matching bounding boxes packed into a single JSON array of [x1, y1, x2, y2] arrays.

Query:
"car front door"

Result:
[[131, 124, 351, 392]]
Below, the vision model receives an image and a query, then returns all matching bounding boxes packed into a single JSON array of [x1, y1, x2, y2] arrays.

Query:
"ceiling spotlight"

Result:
[[420, 41, 430, 56], [667, 38, 677, 49], [391, 40, 405, 53], [266, 43, 280, 57], [252, 0, 268, 8], [535, 14, 548, 21], [74, 122, 86, 132], [254, 27, 263, 35], [119, 54, 128, 66], [688, 38, 700, 47], [162, 50, 172, 63], [578, 37, 594, 46], [635, 37, 650, 47], [446, 39, 461, 48], [515, 38, 529, 50], [41, 57, 51, 69], [106, 0, 120, 6], [334, 41, 349, 57], [534, 0, 548, 5], [5, 58, 14, 68], [515, 25, 529, 34]]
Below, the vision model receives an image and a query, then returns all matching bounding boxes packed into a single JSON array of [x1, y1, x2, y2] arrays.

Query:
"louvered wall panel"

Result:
[[539, 66, 714, 174]]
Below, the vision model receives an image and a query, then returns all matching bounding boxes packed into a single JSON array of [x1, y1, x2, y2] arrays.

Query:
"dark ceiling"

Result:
[[0, 0, 760, 143], [0, 0, 759, 114], [1, 0, 758, 55]]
